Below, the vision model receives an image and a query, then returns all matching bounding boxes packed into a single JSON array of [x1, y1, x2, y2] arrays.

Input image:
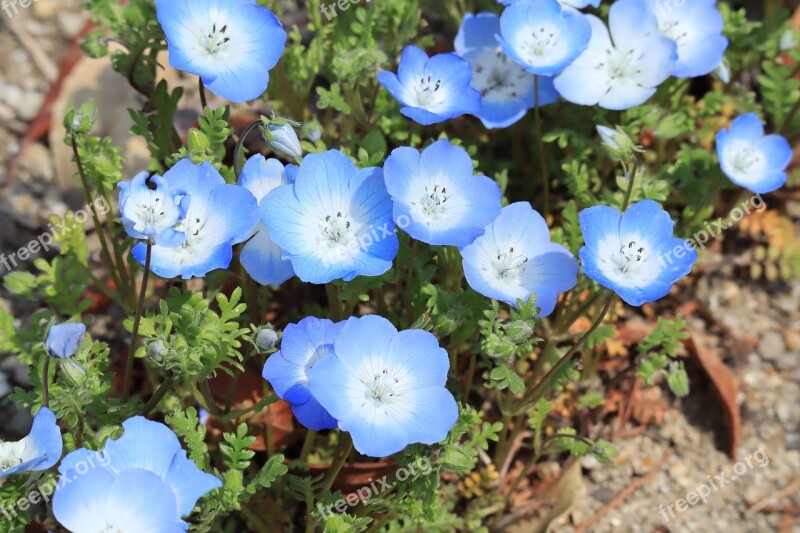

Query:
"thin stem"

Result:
[[322, 433, 353, 492], [42, 357, 51, 407], [199, 77, 208, 110], [224, 372, 241, 414], [780, 97, 800, 136], [234, 120, 264, 177], [299, 430, 317, 464], [122, 240, 152, 402], [325, 283, 345, 321], [621, 164, 637, 211], [143, 375, 173, 415], [533, 76, 550, 218]]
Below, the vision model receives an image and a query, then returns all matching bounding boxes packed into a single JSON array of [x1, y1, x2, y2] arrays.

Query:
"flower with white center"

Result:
[[262, 317, 342, 430], [118, 172, 190, 247], [308, 315, 458, 457], [0, 407, 62, 480], [455, 12, 559, 128], [645, 0, 728, 78], [261, 150, 398, 284], [461, 202, 578, 314], [46, 323, 86, 359], [497, 0, 600, 8], [239, 155, 296, 286], [377, 45, 481, 125], [497, 0, 592, 77], [155, 0, 287, 104], [384, 139, 501, 246], [53, 417, 221, 532], [132, 159, 259, 279], [554, 0, 678, 110], [716, 113, 792, 194], [579, 199, 697, 306]]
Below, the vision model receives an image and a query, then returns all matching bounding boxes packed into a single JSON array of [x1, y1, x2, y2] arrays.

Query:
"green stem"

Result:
[[322, 433, 353, 492], [325, 283, 345, 321], [199, 77, 208, 110], [780, 97, 800, 136], [42, 356, 51, 408], [122, 240, 152, 402], [533, 76, 550, 218], [142, 375, 173, 415], [234, 120, 263, 177], [621, 164, 637, 211], [299, 430, 317, 464]]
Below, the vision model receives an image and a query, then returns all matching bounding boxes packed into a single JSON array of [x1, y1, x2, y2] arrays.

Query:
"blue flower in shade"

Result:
[[497, 0, 592, 77], [132, 159, 259, 279], [0, 407, 62, 479], [377, 45, 481, 125], [238, 155, 296, 286], [454, 13, 559, 128], [384, 140, 501, 247], [54, 417, 221, 531], [554, 0, 678, 110], [645, 0, 728, 78], [461, 203, 578, 315], [579, 200, 697, 306], [155, 0, 287, 104], [498, 0, 600, 8], [46, 323, 86, 359], [118, 172, 190, 247], [308, 315, 458, 457], [262, 317, 342, 430], [261, 150, 398, 284], [716, 113, 792, 194]]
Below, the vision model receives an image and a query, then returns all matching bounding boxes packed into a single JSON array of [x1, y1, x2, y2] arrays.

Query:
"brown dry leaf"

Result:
[[604, 336, 628, 357]]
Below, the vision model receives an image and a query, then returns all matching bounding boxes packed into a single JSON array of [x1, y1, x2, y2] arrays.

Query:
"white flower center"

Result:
[[304, 345, 333, 382], [493, 246, 529, 281], [657, 18, 689, 45], [205, 23, 232, 55], [597, 47, 642, 82], [471, 49, 530, 102], [361, 368, 402, 408], [731, 147, 762, 173], [0, 440, 29, 471], [321, 212, 352, 244], [612, 240, 648, 275], [411, 74, 446, 109], [418, 184, 449, 219]]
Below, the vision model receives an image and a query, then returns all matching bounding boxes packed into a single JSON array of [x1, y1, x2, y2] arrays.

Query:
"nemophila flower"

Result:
[[554, 0, 678, 110], [54, 416, 221, 531], [645, 0, 728, 78], [118, 172, 190, 247], [377, 45, 481, 125], [46, 323, 86, 359], [155, 0, 287, 103], [266, 122, 303, 159], [716, 113, 792, 194], [454, 13, 558, 128], [579, 200, 697, 306], [238, 155, 295, 286], [461, 202, 578, 315], [132, 159, 259, 279], [262, 317, 342, 430], [497, 0, 592, 77], [262, 150, 398, 284], [497, 0, 600, 8], [384, 139, 501, 246], [0, 407, 62, 479], [308, 315, 458, 457]]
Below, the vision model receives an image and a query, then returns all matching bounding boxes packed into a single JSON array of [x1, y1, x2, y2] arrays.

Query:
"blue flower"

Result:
[[262, 317, 342, 431], [132, 159, 259, 279], [497, 0, 592, 77], [645, 0, 728, 78], [454, 13, 559, 128], [155, 0, 287, 103], [0, 407, 62, 479], [54, 416, 221, 531], [384, 139, 501, 247], [377, 45, 481, 125], [579, 200, 697, 306], [308, 315, 458, 457], [461, 203, 578, 315], [497, 0, 600, 7], [554, 0, 677, 110], [238, 156, 296, 286], [716, 113, 792, 194], [46, 323, 86, 359], [118, 172, 190, 247], [261, 150, 398, 284]]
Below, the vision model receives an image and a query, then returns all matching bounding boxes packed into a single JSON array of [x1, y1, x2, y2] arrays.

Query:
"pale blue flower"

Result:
[[384, 139, 501, 246], [498, 0, 600, 7], [118, 172, 190, 247], [308, 315, 458, 457], [155, 0, 287, 103], [454, 12, 558, 128], [461, 202, 578, 315], [554, 0, 678, 110], [579, 200, 697, 306], [377, 45, 481, 125], [716, 113, 792, 194], [46, 323, 86, 359], [0, 407, 62, 479]]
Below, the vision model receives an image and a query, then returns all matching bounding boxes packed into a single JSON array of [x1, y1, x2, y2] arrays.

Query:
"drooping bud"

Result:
[[262, 119, 302, 159]]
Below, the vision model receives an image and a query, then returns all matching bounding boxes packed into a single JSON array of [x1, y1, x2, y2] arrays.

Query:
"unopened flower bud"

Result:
[[253, 328, 279, 351], [504, 320, 534, 343], [265, 123, 302, 159], [147, 340, 168, 361], [596, 125, 635, 161]]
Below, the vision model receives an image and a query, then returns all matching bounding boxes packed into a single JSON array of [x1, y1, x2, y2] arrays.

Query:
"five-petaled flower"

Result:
[[118, 171, 190, 247], [384, 139, 502, 247], [262, 150, 398, 284], [308, 315, 458, 457], [554, 0, 678, 110], [0, 407, 62, 480], [155, 0, 287, 103], [262, 317, 342, 431], [461, 202, 578, 315], [454, 12, 559, 128], [377, 45, 481, 125], [579, 199, 697, 306], [716, 113, 792, 194], [53, 416, 221, 532]]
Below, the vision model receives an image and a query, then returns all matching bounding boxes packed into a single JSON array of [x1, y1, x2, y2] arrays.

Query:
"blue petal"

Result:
[[102, 417, 181, 478], [455, 13, 501, 55], [46, 323, 86, 359], [106, 469, 187, 532], [387, 329, 450, 389], [396, 45, 430, 86], [619, 200, 674, 248], [26, 407, 63, 471], [53, 467, 117, 532], [758, 134, 793, 172], [338, 407, 410, 457], [238, 155, 286, 203], [579, 204, 622, 255], [240, 224, 295, 286], [333, 315, 398, 374], [290, 397, 338, 431], [727, 113, 765, 140], [398, 387, 458, 447], [164, 451, 222, 516]]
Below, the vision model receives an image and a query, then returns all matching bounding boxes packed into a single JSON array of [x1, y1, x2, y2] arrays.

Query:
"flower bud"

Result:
[[596, 125, 635, 161], [713, 60, 730, 84], [253, 328, 279, 351], [64, 101, 97, 136], [504, 320, 534, 343], [265, 123, 302, 159], [147, 340, 168, 361]]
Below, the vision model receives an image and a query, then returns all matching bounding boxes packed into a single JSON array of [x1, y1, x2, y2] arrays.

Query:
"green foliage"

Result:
[[636, 317, 691, 397]]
